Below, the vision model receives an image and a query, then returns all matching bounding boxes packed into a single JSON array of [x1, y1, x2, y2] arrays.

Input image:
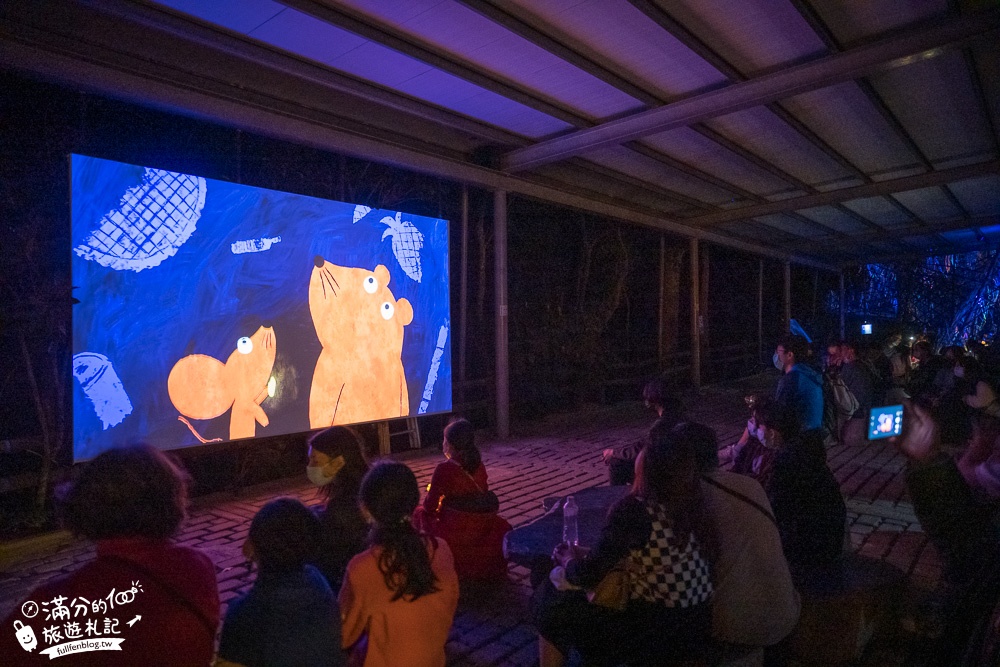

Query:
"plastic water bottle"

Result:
[[562, 495, 579, 546]]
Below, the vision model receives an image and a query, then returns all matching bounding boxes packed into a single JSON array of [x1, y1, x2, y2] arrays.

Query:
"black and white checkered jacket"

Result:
[[627, 501, 713, 607]]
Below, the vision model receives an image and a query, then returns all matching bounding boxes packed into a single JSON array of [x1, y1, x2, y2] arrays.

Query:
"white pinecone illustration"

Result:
[[75, 167, 207, 272], [380, 211, 424, 282]]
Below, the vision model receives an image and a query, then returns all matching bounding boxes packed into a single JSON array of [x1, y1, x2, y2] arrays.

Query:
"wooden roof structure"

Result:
[[2, 0, 999, 268]]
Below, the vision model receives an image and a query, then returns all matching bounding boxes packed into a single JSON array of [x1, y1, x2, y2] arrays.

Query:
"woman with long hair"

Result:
[[414, 417, 511, 580], [534, 422, 718, 667], [307, 426, 370, 591], [340, 461, 459, 667]]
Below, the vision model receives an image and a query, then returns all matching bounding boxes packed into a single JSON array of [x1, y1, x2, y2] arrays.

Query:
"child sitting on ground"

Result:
[[217, 498, 343, 667]]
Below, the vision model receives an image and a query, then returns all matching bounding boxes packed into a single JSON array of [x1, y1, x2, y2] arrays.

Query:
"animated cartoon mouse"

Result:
[[308, 256, 413, 428], [167, 324, 276, 441]]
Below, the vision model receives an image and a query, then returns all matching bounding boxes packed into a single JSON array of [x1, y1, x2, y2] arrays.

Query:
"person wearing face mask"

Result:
[[729, 335, 822, 464], [744, 398, 846, 583], [307, 426, 370, 591]]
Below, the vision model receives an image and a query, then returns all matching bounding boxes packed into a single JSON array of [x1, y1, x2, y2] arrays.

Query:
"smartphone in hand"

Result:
[[869, 404, 904, 440]]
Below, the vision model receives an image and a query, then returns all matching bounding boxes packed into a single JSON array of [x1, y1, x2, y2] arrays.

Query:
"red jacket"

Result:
[[2, 537, 219, 666]]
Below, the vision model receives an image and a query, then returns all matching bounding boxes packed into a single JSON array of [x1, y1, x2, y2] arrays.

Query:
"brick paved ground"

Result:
[[0, 373, 942, 665]]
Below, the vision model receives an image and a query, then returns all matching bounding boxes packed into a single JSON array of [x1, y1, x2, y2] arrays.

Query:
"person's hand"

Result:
[[552, 542, 587, 567], [891, 402, 942, 464]]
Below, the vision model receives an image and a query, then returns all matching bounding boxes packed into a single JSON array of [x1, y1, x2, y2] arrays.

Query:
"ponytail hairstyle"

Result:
[[360, 461, 439, 601], [444, 417, 481, 475]]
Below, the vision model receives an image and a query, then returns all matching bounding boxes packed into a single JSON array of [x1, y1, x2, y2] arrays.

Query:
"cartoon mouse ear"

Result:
[[395, 298, 413, 326], [375, 264, 390, 284]]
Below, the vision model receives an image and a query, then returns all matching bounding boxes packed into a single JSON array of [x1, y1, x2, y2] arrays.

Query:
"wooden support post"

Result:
[[784, 260, 792, 332], [658, 235, 666, 370], [758, 258, 764, 364], [459, 184, 469, 404], [839, 271, 846, 340], [690, 237, 701, 388], [494, 190, 509, 439]]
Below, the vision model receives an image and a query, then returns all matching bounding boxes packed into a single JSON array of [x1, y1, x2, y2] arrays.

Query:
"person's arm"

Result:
[[564, 495, 649, 589], [422, 462, 453, 512], [338, 560, 369, 650], [894, 403, 998, 589]]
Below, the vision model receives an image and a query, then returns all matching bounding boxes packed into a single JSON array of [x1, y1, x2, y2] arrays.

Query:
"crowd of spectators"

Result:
[[2, 333, 998, 666]]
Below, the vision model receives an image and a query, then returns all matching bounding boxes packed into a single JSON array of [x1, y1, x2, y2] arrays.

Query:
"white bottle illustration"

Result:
[[14, 620, 37, 652]]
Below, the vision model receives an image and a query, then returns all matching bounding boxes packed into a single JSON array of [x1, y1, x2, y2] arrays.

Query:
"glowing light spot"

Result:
[[267, 376, 276, 398]]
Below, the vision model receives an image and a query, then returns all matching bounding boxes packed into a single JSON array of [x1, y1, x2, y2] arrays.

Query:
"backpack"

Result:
[[829, 372, 859, 420]]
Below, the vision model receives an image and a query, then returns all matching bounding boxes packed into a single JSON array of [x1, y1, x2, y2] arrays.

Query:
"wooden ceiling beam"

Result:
[[503, 8, 1000, 171], [684, 160, 1000, 227]]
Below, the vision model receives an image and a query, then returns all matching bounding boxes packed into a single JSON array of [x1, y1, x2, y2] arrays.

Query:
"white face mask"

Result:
[[773, 352, 783, 371], [306, 455, 345, 487]]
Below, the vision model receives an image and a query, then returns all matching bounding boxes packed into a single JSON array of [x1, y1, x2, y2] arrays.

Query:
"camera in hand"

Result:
[[868, 404, 903, 440]]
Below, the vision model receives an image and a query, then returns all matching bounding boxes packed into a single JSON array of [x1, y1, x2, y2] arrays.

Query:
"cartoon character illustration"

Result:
[[309, 256, 413, 428], [167, 325, 276, 441]]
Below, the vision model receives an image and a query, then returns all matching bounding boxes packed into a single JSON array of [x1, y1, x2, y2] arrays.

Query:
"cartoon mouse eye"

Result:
[[364, 275, 378, 294], [380, 302, 394, 320], [237, 337, 253, 355]]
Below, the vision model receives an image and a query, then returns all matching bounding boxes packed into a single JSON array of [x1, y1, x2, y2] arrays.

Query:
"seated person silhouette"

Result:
[[413, 417, 511, 581]]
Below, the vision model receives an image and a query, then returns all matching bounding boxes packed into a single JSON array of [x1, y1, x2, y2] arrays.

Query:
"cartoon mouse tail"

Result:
[[178, 416, 224, 443]]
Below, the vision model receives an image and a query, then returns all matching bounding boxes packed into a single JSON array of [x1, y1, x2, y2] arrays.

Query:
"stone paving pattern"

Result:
[[0, 374, 941, 665]]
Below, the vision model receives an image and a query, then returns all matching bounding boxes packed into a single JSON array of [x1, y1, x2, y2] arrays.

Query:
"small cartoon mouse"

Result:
[[308, 256, 413, 428], [167, 325, 276, 441]]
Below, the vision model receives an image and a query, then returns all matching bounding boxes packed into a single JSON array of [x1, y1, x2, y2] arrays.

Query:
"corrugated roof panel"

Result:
[[335, 0, 644, 120], [948, 175, 1000, 216], [531, 163, 691, 215], [706, 107, 857, 186], [582, 147, 741, 206], [660, 0, 827, 72], [868, 51, 994, 164], [717, 220, 798, 244], [756, 213, 828, 238], [780, 82, 921, 176], [841, 197, 912, 228], [798, 206, 874, 234], [249, 8, 370, 65], [394, 69, 573, 137], [891, 187, 964, 221], [155, 1, 571, 138], [808, 0, 947, 44], [501, 0, 729, 99], [642, 127, 798, 197], [154, 0, 284, 34]]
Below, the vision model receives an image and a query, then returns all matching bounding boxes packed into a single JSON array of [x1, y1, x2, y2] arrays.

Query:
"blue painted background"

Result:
[[71, 154, 451, 460]]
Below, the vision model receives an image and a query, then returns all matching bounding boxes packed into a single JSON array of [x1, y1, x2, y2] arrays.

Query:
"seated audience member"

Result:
[[679, 422, 801, 666], [340, 462, 459, 667], [839, 340, 878, 447], [307, 426, 370, 591], [892, 403, 1000, 666], [907, 340, 947, 404], [534, 423, 717, 667], [744, 398, 847, 581], [0, 445, 220, 666], [218, 498, 342, 667], [413, 417, 511, 580], [604, 378, 684, 485]]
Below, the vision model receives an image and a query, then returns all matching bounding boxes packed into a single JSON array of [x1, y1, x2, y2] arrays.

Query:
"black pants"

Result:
[[532, 580, 711, 667]]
